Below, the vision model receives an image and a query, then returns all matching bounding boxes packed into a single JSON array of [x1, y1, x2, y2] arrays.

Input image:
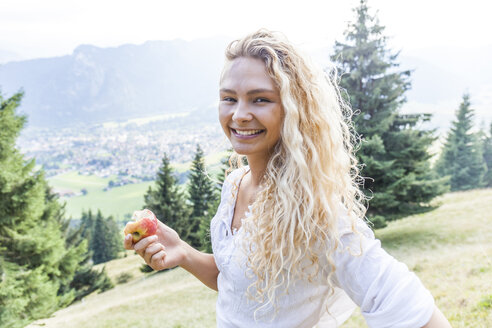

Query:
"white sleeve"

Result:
[[333, 220, 435, 328]]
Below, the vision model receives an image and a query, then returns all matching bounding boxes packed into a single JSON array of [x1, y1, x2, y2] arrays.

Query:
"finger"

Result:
[[144, 242, 165, 263], [150, 250, 167, 270], [134, 235, 158, 252], [124, 234, 134, 250]]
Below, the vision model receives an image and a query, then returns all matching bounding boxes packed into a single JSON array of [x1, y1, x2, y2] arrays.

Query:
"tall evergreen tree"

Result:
[[91, 210, 122, 265], [481, 122, 492, 187], [144, 154, 190, 241], [187, 145, 217, 248], [0, 90, 86, 327], [80, 209, 95, 245], [188, 145, 216, 218], [332, 0, 447, 222], [197, 151, 230, 252], [435, 94, 487, 190], [57, 209, 114, 303]]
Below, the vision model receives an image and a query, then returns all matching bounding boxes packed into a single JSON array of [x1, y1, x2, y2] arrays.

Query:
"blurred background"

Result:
[[0, 0, 491, 327]]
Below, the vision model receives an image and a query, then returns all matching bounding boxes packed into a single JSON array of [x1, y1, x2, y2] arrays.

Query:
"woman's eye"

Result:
[[222, 97, 236, 102], [254, 98, 271, 103]]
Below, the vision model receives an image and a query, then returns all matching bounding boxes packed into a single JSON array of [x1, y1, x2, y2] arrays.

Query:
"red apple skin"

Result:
[[124, 215, 158, 243]]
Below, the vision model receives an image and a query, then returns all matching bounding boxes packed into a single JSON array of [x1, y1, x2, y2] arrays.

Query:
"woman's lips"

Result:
[[231, 128, 265, 139]]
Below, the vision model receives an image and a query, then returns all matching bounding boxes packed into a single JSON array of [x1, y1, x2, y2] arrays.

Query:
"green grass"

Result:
[[47, 152, 228, 221], [66, 181, 153, 221], [28, 188, 492, 328], [48, 171, 113, 193], [48, 172, 153, 221], [343, 188, 492, 327]]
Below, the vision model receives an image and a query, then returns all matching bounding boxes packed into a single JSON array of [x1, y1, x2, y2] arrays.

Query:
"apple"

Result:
[[124, 209, 158, 243]]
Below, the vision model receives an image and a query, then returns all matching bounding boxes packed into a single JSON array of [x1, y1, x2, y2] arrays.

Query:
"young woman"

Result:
[[124, 30, 451, 327]]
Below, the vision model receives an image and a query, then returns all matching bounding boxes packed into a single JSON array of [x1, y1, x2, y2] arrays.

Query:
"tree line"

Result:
[[0, 92, 113, 327], [143, 145, 226, 257], [1, 0, 492, 326], [332, 0, 492, 227]]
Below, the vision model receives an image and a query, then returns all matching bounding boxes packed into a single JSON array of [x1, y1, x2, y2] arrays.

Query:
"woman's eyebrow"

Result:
[[247, 88, 276, 95], [219, 88, 276, 95]]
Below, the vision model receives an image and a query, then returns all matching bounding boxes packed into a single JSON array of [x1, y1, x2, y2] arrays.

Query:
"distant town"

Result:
[[17, 115, 226, 191]]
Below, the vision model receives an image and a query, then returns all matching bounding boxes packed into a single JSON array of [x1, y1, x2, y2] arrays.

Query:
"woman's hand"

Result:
[[124, 216, 219, 290], [124, 220, 186, 271]]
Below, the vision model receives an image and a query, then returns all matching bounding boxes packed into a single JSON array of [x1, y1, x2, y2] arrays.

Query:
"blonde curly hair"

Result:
[[223, 29, 367, 313]]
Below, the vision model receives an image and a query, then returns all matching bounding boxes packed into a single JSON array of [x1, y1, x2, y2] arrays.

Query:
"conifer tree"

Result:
[[57, 210, 113, 303], [435, 94, 487, 190], [91, 210, 122, 264], [80, 209, 95, 244], [144, 154, 190, 241], [197, 152, 230, 252], [482, 122, 492, 187], [187, 145, 217, 248], [332, 0, 447, 222], [0, 90, 86, 327]]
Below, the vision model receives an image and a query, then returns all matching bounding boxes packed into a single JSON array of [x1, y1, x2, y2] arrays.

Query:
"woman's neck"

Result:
[[245, 154, 269, 188]]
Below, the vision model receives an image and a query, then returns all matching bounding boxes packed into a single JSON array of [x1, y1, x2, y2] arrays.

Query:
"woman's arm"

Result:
[[125, 220, 219, 291], [179, 240, 219, 291], [421, 307, 452, 328], [332, 217, 451, 327]]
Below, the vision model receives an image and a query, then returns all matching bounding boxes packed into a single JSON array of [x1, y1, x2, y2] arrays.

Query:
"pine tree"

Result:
[[435, 94, 487, 190], [144, 154, 190, 241], [332, 0, 447, 222], [91, 210, 122, 265], [80, 209, 95, 245], [482, 122, 492, 187], [57, 210, 114, 303], [197, 151, 230, 252], [187, 145, 217, 248], [0, 90, 86, 327]]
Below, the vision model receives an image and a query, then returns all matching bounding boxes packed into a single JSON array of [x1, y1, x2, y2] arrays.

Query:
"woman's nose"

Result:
[[232, 100, 253, 122]]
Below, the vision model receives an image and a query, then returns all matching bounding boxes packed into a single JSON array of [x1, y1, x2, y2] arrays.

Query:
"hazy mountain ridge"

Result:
[[0, 48, 23, 64], [0, 40, 490, 130], [313, 44, 492, 132], [0, 38, 229, 127]]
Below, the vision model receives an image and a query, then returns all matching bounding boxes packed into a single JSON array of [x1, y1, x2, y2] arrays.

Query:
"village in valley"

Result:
[[17, 116, 226, 197]]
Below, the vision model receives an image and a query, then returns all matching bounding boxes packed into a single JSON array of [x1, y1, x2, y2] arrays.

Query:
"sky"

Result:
[[1, 0, 491, 133], [1, 0, 491, 60]]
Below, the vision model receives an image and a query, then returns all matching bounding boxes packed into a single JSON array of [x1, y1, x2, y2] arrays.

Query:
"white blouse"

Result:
[[210, 167, 435, 328]]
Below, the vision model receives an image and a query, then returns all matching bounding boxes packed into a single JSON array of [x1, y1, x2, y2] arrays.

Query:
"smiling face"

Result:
[[219, 57, 283, 162]]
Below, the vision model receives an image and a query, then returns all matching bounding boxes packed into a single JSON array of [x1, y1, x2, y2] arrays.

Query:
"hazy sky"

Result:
[[1, 0, 491, 60]]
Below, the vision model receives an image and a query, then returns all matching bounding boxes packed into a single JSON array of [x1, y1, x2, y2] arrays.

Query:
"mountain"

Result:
[[0, 38, 229, 127], [399, 45, 492, 132], [1, 40, 490, 130], [312, 44, 492, 132], [0, 49, 23, 64]]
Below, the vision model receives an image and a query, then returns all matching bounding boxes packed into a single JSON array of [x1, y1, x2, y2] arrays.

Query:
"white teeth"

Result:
[[234, 129, 263, 136]]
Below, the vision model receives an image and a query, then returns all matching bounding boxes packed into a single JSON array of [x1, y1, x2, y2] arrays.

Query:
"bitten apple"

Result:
[[124, 209, 158, 243]]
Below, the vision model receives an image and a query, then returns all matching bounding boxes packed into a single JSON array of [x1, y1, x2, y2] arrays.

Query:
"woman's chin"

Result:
[[232, 148, 250, 156]]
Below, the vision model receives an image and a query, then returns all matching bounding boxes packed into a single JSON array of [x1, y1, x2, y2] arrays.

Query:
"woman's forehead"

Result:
[[220, 57, 277, 91]]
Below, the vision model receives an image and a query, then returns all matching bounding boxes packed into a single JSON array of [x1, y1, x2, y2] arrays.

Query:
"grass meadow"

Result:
[[27, 188, 492, 328], [47, 151, 229, 221]]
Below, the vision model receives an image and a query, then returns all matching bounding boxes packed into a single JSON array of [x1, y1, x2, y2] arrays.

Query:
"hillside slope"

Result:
[[27, 189, 492, 328]]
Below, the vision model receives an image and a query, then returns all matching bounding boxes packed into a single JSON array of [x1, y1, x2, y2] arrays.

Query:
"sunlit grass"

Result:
[[343, 188, 492, 327], [27, 188, 492, 328], [46, 152, 228, 221], [62, 181, 153, 221]]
